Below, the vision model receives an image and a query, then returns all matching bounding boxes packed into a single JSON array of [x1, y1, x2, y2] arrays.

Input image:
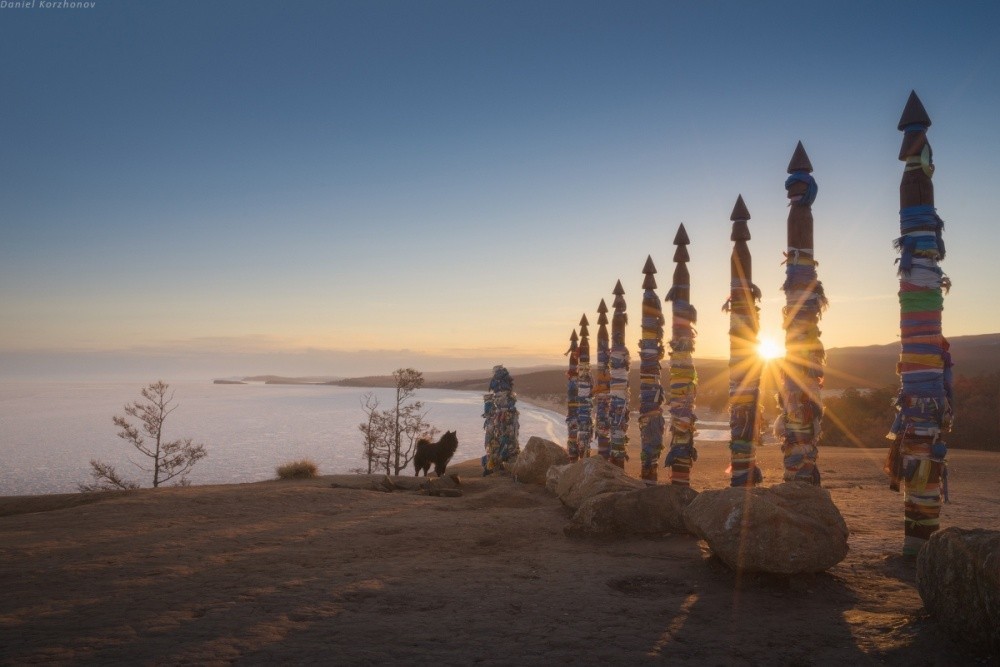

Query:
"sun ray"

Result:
[[757, 335, 784, 361]]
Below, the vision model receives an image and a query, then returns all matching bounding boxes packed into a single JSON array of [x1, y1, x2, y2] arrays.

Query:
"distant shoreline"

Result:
[[213, 374, 566, 416]]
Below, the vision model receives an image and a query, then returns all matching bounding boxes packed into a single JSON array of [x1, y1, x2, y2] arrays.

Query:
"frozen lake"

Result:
[[0, 381, 568, 496], [0, 381, 733, 496]]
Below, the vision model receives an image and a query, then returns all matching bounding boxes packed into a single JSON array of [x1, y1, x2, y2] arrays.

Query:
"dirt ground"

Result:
[[2, 437, 998, 666]]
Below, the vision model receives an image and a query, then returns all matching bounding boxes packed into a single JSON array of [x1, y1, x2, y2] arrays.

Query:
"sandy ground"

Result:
[[2, 432, 998, 666]]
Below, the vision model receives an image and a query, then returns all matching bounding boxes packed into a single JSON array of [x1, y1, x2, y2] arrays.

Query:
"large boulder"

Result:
[[512, 436, 570, 485], [565, 483, 698, 537], [917, 527, 1000, 652], [545, 463, 569, 494], [683, 482, 849, 574], [552, 457, 645, 511]]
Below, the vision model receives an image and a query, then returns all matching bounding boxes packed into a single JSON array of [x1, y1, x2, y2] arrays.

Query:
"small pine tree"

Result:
[[79, 381, 207, 492]]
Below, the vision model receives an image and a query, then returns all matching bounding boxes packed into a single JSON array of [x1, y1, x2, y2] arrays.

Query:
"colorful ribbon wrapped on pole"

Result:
[[639, 256, 666, 481], [609, 280, 630, 468], [777, 142, 827, 484], [576, 314, 594, 459], [565, 330, 581, 462], [664, 224, 699, 486], [594, 300, 612, 460], [724, 195, 764, 487], [482, 364, 520, 475], [884, 91, 953, 558]]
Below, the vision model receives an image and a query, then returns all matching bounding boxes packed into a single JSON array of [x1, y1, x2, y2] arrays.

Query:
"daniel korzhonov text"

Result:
[[1, 1, 96, 9]]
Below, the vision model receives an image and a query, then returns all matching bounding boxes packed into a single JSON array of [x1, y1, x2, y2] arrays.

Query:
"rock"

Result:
[[553, 457, 645, 511], [424, 475, 463, 497], [512, 436, 570, 485], [917, 527, 1000, 652], [545, 464, 570, 494], [386, 476, 425, 491], [366, 475, 396, 493], [565, 484, 698, 537], [683, 482, 849, 574]]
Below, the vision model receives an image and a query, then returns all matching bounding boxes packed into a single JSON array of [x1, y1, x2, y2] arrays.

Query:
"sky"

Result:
[[2, 1, 999, 380]]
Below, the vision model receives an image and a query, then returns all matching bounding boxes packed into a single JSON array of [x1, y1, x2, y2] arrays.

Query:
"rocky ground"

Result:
[[1, 443, 998, 665], [0, 436, 1000, 665]]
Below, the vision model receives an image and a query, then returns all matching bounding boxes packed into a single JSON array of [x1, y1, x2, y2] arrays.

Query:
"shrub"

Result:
[[276, 459, 318, 479]]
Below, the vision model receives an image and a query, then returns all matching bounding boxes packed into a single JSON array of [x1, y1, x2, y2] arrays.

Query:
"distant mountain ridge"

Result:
[[824, 332, 1000, 389], [329, 365, 562, 386], [226, 334, 1000, 404]]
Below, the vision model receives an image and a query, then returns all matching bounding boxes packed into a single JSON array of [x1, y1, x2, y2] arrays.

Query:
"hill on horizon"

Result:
[[823, 332, 1000, 389], [323, 333, 1000, 404]]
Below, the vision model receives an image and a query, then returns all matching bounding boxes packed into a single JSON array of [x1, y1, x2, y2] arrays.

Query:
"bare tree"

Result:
[[357, 369, 438, 475], [358, 392, 392, 474], [390, 368, 424, 473], [79, 380, 208, 492], [78, 461, 139, 492]]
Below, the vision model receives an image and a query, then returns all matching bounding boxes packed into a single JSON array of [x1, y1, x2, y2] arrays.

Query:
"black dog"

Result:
[[413, 431, 459, 477]]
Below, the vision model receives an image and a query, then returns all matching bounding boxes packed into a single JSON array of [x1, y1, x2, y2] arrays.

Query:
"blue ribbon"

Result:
[[785, 172, 818, 207]]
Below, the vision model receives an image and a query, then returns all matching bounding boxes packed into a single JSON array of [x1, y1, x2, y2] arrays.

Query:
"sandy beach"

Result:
[[2, 428, 998, 666]]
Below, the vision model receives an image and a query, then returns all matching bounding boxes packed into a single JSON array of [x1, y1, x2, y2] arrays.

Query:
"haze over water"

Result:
[[0, 381, 568, 496], [0, 380, 739, 497]]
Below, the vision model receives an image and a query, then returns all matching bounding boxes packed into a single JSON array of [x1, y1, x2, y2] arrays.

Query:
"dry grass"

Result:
[[275, 459, 318, 480]]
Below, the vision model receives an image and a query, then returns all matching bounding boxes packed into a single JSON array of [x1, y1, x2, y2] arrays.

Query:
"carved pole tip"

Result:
[[730, 194, 751, 222], [787, 141, 814, 173], [673, 223, 690, 246], [898, 90, 932, 131]]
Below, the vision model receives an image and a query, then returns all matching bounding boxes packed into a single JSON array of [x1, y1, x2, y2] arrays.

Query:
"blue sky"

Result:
[[2, 1, 999, 379]]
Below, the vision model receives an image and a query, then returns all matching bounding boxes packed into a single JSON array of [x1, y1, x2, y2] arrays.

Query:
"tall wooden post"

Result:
[[577, 314, 594, 459], [482, 365, 520, 475], [565, 329, 581, 461], [725, 195, 764, 487], [884, 91, 952, 557], [778, 142, 827, 484], [639, 256, 666, 481], [665, 224, 699, 485], [608, 280, 630, 468], [594, 299, 612, 460]]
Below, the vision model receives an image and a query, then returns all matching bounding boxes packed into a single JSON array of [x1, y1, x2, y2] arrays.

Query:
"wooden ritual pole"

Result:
[[482, 365, 520, 475], [608, 280, 630, 468], [594, 299, 612, 460], [778, 142, 827, 484], [725, 195, 764, 487], [884, 91, 952, 557], [639, 256, 666, 481], [577, 314, 594, 459], [664, 224, 699, 485], [565, 329, 580, 462]]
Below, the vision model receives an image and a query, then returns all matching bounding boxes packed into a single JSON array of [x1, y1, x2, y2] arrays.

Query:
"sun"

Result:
[[757, 336, 784, 361]]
